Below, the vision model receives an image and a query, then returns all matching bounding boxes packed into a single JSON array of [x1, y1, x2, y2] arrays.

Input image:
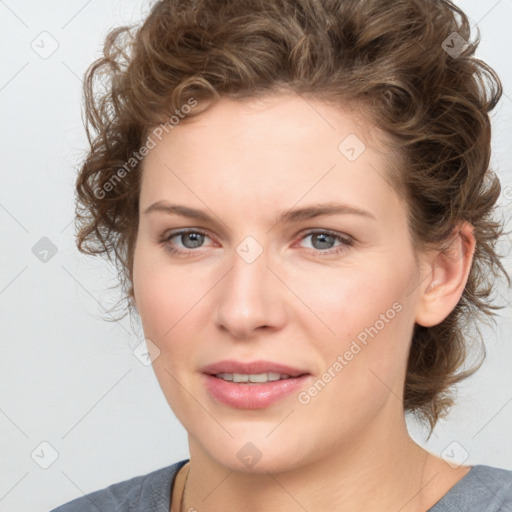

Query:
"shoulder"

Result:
[[429, 464, 512, 512], [48, 459, 189, 512]]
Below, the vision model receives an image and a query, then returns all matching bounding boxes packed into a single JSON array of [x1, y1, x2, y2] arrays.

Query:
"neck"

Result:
[[180, 412, 448, 512]]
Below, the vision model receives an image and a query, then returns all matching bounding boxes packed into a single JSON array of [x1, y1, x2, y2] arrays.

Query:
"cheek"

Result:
[[289, 263, 414, 395], [132, 252, 200, 413], [133, 246, 209, 340], [289, 263, 408, 341]]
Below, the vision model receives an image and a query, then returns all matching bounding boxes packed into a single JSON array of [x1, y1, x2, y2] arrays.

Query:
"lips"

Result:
[[200, 360, 309, 378], [200, 360, 312, 409]]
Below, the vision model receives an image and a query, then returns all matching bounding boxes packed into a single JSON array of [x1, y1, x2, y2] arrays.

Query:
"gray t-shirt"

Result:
[[48, 460, 512, 511]]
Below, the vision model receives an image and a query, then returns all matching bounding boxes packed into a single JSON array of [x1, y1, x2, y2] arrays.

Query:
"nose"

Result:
[[213, 246, 287, 339]]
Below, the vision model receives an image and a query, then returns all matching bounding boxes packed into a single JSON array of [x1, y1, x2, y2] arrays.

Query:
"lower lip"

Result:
[[203, 374, 311, 409]]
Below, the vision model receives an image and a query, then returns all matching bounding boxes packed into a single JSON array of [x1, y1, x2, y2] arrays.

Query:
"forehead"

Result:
[[140, 94, 406, 227]]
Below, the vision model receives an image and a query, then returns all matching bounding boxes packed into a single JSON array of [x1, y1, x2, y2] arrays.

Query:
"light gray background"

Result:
[[1, 1, 511, 511]]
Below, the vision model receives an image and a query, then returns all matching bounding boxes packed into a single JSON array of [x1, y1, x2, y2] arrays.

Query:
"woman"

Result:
[[51, 0, 512, 510]]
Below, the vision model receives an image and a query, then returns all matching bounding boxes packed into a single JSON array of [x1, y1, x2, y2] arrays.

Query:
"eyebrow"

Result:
[[143, 200, 376, 224]]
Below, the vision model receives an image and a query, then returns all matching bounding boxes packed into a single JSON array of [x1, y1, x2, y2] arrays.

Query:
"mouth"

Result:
[[201, 359, 309, 378], [200, 360, 312, 409]]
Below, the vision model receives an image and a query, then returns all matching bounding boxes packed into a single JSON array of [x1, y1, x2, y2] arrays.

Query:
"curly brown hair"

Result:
[[75, 0, 510, 432]]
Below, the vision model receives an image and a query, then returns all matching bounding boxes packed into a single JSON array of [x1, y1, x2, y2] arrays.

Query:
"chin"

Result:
[[191, 430, 319, 476]]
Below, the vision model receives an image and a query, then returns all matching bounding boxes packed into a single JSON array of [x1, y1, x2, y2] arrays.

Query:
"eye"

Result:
[[297, 229, 354, 256], [160, 228, 213, 255]]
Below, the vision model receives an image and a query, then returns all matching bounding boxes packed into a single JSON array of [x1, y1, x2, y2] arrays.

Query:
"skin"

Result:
[[131, 93, 476, 512]]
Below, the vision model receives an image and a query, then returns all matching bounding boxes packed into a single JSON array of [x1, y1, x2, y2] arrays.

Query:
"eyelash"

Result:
[[160, 228, 354, 257]]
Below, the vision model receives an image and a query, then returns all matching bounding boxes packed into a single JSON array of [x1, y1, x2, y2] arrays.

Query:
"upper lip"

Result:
[[201, 360, 309, 378]]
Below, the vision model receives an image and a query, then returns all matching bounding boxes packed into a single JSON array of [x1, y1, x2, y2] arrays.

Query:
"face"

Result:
[[132, 94, 424, 473]]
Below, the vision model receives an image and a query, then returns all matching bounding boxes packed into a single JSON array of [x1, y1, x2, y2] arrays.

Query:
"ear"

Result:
[[414, 222, 476, 327]]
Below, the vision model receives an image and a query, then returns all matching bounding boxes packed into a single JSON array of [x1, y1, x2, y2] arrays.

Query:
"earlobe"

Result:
[[414, 222, 476, 328]]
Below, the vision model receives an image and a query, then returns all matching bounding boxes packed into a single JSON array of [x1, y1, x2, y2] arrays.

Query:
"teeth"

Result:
[[215, 372, 292, 383]]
